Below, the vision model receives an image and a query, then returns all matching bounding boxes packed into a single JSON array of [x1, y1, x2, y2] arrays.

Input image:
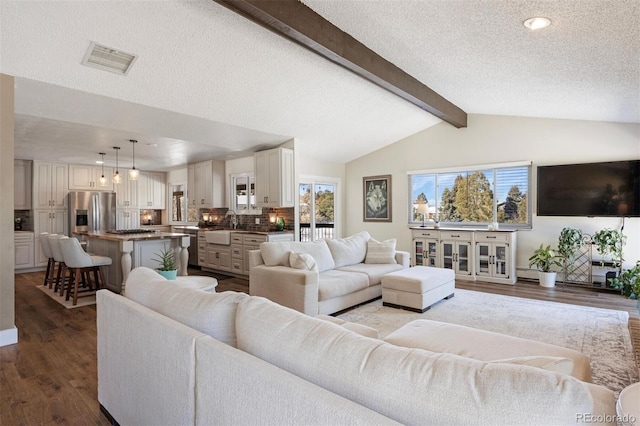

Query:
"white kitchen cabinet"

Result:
[[68, 164, 113, 190], [116, 209, 141, 230], [205, 244, 231, 272], [475, 232, 517, 284], [33, 161, 68, 209], [188, 160, 224, 208], [138, 171, 166, 209], [254, 147, 294, 207], [34, 210, 68, 266], [14, 232, 34, 270], [14, 159, 32, 210], [114, 172, 138, 208]]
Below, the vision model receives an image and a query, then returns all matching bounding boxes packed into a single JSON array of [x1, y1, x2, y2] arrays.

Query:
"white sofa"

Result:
[[97, 267, 616, 426], [249, 231, 410, 315]]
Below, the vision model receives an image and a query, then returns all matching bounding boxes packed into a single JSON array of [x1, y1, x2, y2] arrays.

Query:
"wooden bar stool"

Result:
[[38, 232, 57, 288], [59, 238, 112, 306]]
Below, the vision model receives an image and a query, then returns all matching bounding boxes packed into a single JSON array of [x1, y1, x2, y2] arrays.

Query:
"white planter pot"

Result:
[[539, 271, 557, 288]]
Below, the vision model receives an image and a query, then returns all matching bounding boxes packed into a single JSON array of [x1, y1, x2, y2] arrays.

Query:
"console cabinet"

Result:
[[412, 228, 517, 285]]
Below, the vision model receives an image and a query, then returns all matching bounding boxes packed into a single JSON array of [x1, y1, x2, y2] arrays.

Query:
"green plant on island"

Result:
[[609, 260, 640, 298], [153, 246, 177, 272], [592, 228, 626, 272], [528, 244, 562, 272]]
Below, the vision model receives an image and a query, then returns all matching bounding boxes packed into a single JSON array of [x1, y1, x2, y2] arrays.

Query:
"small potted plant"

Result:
[[153, 246, 177, 280], [592, 228, 626, 286], [609, 260, 640, 298], [528, 244, 562, 287], [557, 227, 585, 283]]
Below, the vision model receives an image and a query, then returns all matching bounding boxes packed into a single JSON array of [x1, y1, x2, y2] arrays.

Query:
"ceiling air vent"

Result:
[[81, 42, 137, 75]]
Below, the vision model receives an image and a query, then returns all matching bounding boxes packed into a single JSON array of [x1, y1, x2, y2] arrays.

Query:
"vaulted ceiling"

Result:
[[1, 0, 637, 171]]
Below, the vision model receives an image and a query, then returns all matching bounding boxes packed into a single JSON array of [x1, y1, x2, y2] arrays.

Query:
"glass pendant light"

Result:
[[112, 146, 121, 184], [98, 152, 108, 186], [128, 139, 139, 181]]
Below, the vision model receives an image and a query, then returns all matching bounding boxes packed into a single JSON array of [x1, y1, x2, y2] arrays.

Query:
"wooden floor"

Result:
[[2, 270, 638, 425]]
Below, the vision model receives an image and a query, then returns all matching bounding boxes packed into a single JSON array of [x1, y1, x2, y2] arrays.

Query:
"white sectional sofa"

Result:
[[97, 267, 617, 426], [249, 231, 410, 315]]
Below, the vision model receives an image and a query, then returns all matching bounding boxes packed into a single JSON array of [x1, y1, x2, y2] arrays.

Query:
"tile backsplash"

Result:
[[197, 207, 294, 232], [14, 210, 32, 231]]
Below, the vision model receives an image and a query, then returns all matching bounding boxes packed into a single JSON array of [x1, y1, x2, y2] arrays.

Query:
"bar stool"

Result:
[[39, 232, 56, 288], [48, 234, 69, 295], [59, 237, 112, 306]]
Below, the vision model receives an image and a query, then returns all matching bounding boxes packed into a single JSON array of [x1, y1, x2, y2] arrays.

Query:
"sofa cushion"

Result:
[[316, 315, 379, 339], [337, 263, 405, 286], [260, 241, 293, 267], [365, 238, 397, 264], [125, 267, 248, 347], [490, 356, 574, 376], [289, 251, 318, 271], [236, 296, 611, 426], [325, 231, 370, 268], [318, 270, 369, 301], [290, 240, 336, 273]]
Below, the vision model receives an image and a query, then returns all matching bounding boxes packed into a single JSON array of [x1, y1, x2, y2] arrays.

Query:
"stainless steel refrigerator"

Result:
[[68, 191, 116, 236]]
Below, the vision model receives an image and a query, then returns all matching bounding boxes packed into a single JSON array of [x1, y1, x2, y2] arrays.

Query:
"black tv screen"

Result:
[[537, 160, 640, 217]]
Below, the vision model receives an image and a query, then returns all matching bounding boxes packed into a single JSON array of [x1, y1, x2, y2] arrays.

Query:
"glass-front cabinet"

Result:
[[230, 173, 260, 214], [412, 229, 440, 267], [440, 231, 473, 278], [475, 232, 513, 282]]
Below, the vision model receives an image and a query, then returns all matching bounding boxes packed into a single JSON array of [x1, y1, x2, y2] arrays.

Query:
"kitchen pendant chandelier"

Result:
[[98, 152, 108, 187], [128, 139, 139, 181], [112, 146, 121, 184]]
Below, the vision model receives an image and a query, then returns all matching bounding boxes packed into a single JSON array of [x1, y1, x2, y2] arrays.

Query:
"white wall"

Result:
[[345, 114, 640, 275]]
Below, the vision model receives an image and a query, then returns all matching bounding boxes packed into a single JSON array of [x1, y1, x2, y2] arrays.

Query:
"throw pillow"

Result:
[[489, 356, 574, 376], [259, 241, 293, 267], [365, 238, 397, 264], [289, 251, 318, 271], [325, 231, 370, 267], [289, 239, 336, 272]]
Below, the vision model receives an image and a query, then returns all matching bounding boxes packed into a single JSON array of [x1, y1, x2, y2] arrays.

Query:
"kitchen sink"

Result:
[[204, 230, 231, 245]]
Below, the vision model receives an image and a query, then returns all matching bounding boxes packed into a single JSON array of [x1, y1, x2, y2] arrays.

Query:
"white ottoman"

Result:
[[381, 266, 455, 312], [174, 276, 218, 293]]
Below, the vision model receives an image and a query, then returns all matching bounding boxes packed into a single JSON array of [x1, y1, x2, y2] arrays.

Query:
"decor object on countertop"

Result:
[[153, 246, 177, 280], [275, 217, 285, 231], [363, 174, 392, 222], [592, 228, 626, 285], [528, 244, 562, 287]]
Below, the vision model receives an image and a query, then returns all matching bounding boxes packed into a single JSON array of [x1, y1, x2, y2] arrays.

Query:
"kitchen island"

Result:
[[84, 230, 190, 294]]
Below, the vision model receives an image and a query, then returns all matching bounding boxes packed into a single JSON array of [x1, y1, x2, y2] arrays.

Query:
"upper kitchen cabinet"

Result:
[[188, 160, 225, 208], [14, 159, 32, 210], [33, 161, 68, 210], [254, 147, 294, 207], [114, 172, 138, 208], [138, 171, 166, 209], [68, 164, 114, 190]]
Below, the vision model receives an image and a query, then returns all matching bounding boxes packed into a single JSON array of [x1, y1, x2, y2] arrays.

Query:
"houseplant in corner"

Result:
[[153, 246, 177, 280], [528, 244, 562, 287]]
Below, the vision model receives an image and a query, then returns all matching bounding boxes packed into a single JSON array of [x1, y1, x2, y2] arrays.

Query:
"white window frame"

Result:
[[298, 175, 341, 241]]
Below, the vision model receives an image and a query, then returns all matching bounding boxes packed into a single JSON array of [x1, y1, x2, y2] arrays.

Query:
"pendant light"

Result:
[[98, 152, 108, 186], [128, 139, 139, 181], [112, 146, 121, 184]]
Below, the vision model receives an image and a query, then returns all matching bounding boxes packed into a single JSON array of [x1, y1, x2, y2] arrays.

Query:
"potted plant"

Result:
[[153, 246, 177, 280], [609, 260, 640, 298], [592, 228, 626, 286], [557, 227, 585, 283], [528, 244, 562, 287]]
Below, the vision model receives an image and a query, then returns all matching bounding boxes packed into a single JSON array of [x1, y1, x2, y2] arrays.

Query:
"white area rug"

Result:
[[36, 284, 96, 309], [338, 289, 639, 393]]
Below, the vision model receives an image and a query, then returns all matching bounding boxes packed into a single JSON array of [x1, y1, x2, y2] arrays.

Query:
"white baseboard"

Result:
[[0, 327, 18, 347]]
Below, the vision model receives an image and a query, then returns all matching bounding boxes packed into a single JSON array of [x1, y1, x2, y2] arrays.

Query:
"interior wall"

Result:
[[345, 114, 640, 276], [0, 73, 17, 346]]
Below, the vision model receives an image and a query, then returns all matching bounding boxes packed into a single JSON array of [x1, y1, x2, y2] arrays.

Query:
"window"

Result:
[[230, 173, 260, 214], [299, 176, 340, 241], [409, 162, 531, 227]]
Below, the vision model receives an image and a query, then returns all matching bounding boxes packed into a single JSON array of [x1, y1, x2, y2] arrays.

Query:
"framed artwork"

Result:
[[363, 174, 392, 222]]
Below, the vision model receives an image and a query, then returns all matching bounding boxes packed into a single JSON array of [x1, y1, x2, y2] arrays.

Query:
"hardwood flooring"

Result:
[[2, 269, 639, 425]]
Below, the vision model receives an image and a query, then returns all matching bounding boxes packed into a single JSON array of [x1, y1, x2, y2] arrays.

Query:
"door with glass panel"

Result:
[[476, 242, 509, 279], [299, 181, 336, 242]]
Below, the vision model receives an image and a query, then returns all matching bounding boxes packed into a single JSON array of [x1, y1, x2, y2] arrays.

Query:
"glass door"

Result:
[[476, 242, 491, 277], [425, 240, 438, 267], [457, 242, 471, 275], [493, 244, 509, 278], [299, 180, 337, 241], [442, 242, 454, 270], [414, 239, 424, 266]]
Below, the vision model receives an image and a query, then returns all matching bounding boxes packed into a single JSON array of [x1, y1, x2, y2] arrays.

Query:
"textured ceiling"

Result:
[[1, 0, 638, 170]]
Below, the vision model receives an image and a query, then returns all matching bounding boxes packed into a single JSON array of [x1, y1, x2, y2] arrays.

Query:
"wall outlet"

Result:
[[255, 218, 260, 224]]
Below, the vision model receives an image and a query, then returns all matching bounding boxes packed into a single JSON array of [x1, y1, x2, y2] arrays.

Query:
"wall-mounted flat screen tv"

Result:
[[537, 160, 640, 217]]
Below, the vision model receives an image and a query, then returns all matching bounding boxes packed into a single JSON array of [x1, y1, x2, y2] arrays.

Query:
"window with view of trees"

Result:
[[409, 163, 530, 227]]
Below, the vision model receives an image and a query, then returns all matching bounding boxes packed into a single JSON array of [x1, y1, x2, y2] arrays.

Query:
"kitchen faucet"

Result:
[[226, 209, 238, 229]]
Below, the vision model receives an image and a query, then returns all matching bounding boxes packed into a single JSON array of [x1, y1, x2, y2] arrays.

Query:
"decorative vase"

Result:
[[157, 269, 177, 280], [276, 217, 285, 231], [539, 271, 557, 288]]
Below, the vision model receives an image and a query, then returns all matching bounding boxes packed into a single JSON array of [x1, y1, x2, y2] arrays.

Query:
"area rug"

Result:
[[36, 284, 96, 309], [338, 289, 639, 393]]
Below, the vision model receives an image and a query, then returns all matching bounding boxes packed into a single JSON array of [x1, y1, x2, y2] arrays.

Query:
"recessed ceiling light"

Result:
[[523, 17, 551, 30]]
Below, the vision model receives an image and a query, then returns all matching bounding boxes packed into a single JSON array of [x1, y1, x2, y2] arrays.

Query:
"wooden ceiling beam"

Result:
[[213, 0, 467, 128]]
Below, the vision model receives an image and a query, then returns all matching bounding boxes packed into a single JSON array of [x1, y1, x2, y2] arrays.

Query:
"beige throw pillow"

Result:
[[289, 251, 318, 272], [365, 238, 397, 264]]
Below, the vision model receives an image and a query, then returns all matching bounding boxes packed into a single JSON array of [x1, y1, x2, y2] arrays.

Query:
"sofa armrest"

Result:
[[395, 251, 410, 268], [249, 265, 320, 315]]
